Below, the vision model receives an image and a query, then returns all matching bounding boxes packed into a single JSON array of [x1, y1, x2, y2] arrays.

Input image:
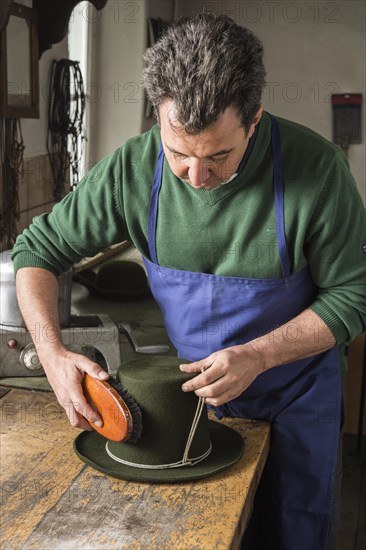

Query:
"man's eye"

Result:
[[210, 155, 227, 163]]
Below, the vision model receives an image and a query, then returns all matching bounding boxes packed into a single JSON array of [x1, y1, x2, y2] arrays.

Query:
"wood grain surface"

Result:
[[1, 388, 270, 550]]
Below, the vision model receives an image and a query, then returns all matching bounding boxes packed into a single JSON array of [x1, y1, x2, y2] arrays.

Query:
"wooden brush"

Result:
[[82, 373, 143, 443]]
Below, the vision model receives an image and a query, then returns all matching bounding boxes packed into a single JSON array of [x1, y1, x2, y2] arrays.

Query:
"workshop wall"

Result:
[[86, 2, 147, 166], [5, 1, 363, 250], [89, 1, 364, 203], [11, 37, 69, 243], [173, 0, 365, 204]]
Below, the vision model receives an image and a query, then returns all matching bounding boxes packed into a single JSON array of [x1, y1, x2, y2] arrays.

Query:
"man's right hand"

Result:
[[15, 267, 110, 430], [39, 347, 110, 430]]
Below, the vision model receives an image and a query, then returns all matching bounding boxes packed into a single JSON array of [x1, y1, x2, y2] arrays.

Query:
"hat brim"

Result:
[[74, 420, 244, 483]]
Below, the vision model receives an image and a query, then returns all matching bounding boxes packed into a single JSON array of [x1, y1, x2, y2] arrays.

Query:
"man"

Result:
[[12, 13, 366, 550]]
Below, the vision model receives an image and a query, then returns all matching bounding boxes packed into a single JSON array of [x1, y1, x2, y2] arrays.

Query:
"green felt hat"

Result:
[[74, 356, 244, 483], [73, 260, 151, 301]]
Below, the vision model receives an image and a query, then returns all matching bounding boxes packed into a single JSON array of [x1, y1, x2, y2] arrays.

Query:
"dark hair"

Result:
[[142, 13, 266, 134]]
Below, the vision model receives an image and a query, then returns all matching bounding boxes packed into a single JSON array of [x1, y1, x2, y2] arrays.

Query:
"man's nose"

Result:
[[188, 159, 210, 187]]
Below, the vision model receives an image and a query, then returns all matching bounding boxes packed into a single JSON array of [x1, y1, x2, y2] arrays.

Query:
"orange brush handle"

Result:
[[82, 374, 133, 442]]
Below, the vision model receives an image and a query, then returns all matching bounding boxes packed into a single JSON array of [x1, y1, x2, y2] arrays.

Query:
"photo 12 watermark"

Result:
[[264, 81, 340, 104], [69, 1, 140, 25], [202, 2, 340, 24]]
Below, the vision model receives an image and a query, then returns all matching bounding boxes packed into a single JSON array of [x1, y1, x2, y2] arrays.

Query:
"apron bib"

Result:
[[143, 115, 342, 550]]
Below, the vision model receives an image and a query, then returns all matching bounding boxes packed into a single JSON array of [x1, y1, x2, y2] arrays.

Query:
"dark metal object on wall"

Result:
[[0, 118, 24, 249], [332, 93, 362, 154]]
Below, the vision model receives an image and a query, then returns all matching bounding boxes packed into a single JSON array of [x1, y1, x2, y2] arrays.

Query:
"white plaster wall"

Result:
[[87, 0, 147, 166], [19, 0, 365, 203], [173, 0, 366, 202], [85, 0, 365, 200], [20, 36, 69, 158]]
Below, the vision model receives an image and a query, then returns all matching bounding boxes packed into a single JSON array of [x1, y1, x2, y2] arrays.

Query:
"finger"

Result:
[[68, 385, 104, 427], [205, 390, 231, 407], [181, 363, 223, 393], [179, 358, 212, 373], [204, 386, 242, 407], [63, 401, 94, 430], [75, 354, 109, 380], [193, 375, 229, 399], [201, 374, 252, 406]]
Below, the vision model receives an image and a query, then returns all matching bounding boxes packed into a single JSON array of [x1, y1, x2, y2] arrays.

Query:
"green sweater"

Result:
[[12, 112, 366, 349]]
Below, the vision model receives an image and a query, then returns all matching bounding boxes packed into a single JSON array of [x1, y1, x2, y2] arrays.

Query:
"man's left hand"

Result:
[[179, 344, 265, 406]]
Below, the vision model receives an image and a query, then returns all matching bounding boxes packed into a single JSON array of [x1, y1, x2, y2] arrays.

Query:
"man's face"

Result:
[[159, 100, 262, 190]]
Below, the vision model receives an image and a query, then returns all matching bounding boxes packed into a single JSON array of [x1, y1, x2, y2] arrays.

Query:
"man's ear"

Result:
[[253, 104, 263, 126], [247, 104, 263, 138]]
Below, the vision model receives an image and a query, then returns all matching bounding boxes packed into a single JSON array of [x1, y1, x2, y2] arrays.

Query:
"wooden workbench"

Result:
[[1, 387, 270, 550]]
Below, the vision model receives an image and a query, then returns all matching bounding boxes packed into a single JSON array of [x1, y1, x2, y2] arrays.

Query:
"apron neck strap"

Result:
[[148, 116, 292, 278], [147, 143, 164, 264], [270, 115, 292, 278]]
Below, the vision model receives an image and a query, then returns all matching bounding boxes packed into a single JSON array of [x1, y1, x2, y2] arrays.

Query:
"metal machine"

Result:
[[0, 250, 169, 379]]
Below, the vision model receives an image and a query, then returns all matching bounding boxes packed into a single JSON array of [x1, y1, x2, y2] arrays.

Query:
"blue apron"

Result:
[[143, 115, 342, 550]]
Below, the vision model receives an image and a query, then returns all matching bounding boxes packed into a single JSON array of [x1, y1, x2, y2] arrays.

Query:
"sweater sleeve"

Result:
[[306, 151, 366, 344], [11, 148, 127, 276]]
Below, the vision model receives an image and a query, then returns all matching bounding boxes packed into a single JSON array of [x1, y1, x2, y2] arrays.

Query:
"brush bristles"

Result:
[[107, 375, 143, 443]]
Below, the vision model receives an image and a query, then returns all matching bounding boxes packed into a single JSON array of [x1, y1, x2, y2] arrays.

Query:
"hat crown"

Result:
[[74, 356, 245, 482], [106, 357, 211, 469]]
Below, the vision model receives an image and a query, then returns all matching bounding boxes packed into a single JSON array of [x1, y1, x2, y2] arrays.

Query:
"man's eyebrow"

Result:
[[164, 142, 235, 157]]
